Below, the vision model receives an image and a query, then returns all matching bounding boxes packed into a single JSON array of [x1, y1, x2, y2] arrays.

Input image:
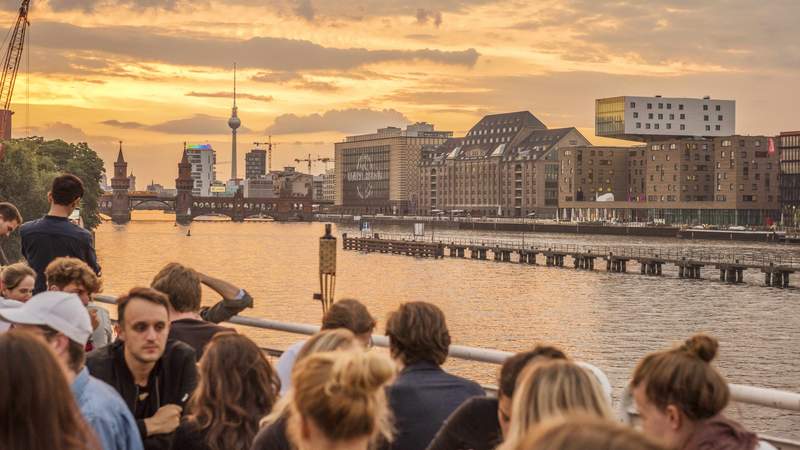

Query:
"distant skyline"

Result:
[[3, 0, 799, 185]]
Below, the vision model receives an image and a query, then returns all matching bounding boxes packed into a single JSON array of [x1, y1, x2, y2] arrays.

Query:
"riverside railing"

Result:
[[93, 295, 800, 449], [362, 232, 800, 269]]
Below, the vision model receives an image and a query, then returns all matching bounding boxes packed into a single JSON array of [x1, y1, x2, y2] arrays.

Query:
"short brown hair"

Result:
[[1, 262, 35, 291], [499, 346, 567, 398], [322, 299, 376, 335], [0, 202, 22, 223], [631, 333, 729, 421], [151, 262, 201, 312], [385, 301, 450, 366], [45, 257, 101, 293], [117, 287, 170, 325], [38, 325, 85, 373]]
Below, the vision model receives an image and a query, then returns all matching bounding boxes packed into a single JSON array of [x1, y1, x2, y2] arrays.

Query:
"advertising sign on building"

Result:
[[342, 146, 390, 205]]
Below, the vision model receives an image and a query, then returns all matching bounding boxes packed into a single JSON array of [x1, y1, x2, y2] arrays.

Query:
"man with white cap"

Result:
[[0, 291, 143, 450]]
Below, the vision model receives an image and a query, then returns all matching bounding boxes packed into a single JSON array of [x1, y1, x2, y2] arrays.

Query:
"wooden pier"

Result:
[[342, 233, 798, 288]]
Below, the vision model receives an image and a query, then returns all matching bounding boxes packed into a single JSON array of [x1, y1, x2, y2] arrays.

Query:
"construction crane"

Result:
[[294, 154, 331, 174], [0, 0, 30, 159], [253, 135, 280, 172]]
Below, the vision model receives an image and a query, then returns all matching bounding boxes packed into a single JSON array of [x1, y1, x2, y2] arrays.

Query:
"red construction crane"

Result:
[[0, 0, 31, 159]]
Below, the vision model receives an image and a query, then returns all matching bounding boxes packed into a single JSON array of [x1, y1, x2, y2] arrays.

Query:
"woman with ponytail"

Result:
[[287, 350, 396, 450], [631, 333, 759, 450]]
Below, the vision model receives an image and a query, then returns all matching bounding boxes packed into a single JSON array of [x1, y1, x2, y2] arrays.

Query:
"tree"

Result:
[[0, 137, 105, 261]]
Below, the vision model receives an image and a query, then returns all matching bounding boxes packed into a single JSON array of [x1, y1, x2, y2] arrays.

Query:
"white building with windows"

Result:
[[186, 144, 216, 197], [596, 96, 735, 141]]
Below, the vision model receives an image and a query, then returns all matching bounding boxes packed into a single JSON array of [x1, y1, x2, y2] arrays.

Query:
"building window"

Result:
[[658, 103, 663, 109], [716, 105, 721, 111], [630, 102, 636, 108], [704, 115, 709, 121], [648, 113, 654, 119], [680, 114, 685, 120], [655, 123, 660, 130], [680, 124, 685, 130], [669, 114, 675, 120], [715, 125, 721, 131], [722, 140, 731, 147], [666, 123, 672, 129], [679, 104, 684, 110], [658, 113, 663, 119], [717, 115, 723, 121], [647, 103, 652, 109], [706, 125, 711, 131], [633, 112, 639, 118], [646, 123, 651, 129], [636, 122, 642, 128], [703, 105, 709, 111], [667, 103, 672, 109]]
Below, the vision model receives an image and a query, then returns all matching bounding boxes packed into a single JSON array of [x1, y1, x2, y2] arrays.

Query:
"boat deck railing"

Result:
[[93, 295, 800, 449]]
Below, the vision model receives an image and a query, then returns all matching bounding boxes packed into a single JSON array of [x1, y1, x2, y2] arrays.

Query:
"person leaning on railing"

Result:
[[630, 334, 769, 450], [150, 262, 253, 358]]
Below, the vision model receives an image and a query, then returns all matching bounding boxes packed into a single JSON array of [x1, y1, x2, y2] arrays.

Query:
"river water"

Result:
[[95, 213, 800, 440]]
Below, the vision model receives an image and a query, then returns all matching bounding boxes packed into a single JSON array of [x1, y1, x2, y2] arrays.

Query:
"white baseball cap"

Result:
[[0, 291, 92, 345]]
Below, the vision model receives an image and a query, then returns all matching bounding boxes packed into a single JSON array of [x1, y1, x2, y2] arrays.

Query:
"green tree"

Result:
[[0, 137, 105, 261]]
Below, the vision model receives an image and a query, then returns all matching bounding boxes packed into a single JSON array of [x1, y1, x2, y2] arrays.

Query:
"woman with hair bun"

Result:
[[287, 350, 396, 450], [631, 333, 759, 450]]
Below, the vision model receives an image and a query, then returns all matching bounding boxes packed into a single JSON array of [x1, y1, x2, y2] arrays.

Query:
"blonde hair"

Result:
[[259, 329, 358, 429], [498, 359, 614, 450], [515, 415, 666, 450], [288, 350, 395, 447]]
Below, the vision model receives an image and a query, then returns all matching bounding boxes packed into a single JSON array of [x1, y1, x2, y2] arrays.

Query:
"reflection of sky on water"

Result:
[[96, 217, 799, 440]]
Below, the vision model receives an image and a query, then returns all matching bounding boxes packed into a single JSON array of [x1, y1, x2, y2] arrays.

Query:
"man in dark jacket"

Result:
[[150, 262, 253, 358], [19, 174, 100, 293], [87, 287, 197, 450], [383, 302, 485, 450]]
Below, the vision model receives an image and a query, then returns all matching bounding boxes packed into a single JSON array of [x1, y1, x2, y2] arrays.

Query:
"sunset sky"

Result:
[[3, 0, 799, 185]]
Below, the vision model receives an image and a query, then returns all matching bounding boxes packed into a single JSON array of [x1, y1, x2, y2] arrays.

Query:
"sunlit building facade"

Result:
[[780, 131, 800, 225]]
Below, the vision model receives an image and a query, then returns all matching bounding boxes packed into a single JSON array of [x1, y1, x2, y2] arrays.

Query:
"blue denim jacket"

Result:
[[72, 367, 144, 450]]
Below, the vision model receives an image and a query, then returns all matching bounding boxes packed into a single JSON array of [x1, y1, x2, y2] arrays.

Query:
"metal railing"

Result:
[[358, 232, 800, 269], [93, 294, 800, 448]]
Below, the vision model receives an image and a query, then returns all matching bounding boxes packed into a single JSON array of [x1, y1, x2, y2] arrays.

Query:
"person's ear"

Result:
[[665, 404, 683, 431], [47, 192, 53, 203], [115, 323, 125, 341]]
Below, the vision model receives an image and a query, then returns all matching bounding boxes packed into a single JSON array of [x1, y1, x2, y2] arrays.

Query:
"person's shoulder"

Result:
[[459, 395, 497, 413], [18, 217, 43, 234], [85, 375, 130, 410], [164, 339, 198, 361], [443, 370, 484, 393]]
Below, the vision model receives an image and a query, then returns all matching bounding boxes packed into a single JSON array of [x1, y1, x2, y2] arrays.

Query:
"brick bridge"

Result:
[[100, 145, 312, 224]]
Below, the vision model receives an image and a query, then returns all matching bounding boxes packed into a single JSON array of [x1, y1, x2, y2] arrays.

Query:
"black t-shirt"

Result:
[[134, 383, 150, 420], [168, 318, 235, 358], [250, 414, 291, 450], [426, 396, 502, 450]]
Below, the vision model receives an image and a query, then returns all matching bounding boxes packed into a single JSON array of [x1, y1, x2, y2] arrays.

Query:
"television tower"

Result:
[[228, 63, 241, 180]]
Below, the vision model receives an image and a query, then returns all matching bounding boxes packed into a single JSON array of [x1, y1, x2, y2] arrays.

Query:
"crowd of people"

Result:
[[0, 174, 777, 450]]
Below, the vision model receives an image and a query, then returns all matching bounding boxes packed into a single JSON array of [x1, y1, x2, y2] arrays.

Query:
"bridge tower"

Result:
[[175, 144, 194, 225], [110, 141, 131, 224]]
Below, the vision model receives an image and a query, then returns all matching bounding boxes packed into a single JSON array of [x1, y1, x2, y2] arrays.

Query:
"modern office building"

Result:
[[596, 96, 735, 141], [185, 143, 216, 197], [418, 111, 590, 218], [335, 122, 452, 214], [779, 131, 800, 226], [245, 149, 267, 180]]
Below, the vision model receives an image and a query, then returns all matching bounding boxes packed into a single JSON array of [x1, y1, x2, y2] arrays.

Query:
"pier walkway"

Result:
[[342, 233, 799, 288]]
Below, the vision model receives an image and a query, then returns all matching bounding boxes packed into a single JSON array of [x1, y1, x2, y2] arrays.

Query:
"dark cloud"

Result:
[[100, 120, 147, 129], [46, 0, 190, 12], [266, 108, 410, 135], [416, 8, 443, 27], [102, 114, 254, 135], [294, 0, 315, 21], [33, 22, 480, 71], [251, 71, 340, 92], [186, 91, 274, 102]]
